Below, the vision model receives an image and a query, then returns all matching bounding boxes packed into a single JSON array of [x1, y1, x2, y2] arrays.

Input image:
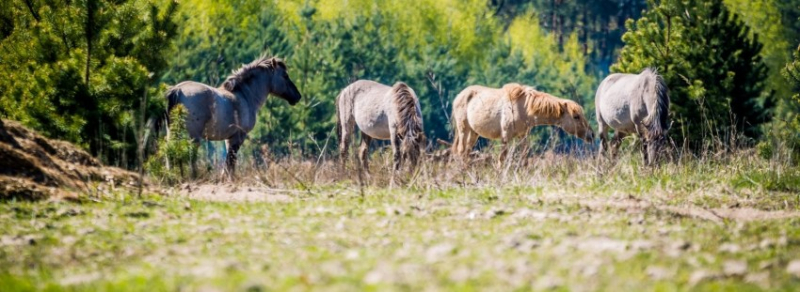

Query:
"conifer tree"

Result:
[[0, 0, 179, 165], [613, 0, 770, 144], [781, 45, 800, 148]]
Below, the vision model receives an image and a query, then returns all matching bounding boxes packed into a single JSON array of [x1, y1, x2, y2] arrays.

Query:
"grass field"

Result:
[[2, 145, 800, 291]]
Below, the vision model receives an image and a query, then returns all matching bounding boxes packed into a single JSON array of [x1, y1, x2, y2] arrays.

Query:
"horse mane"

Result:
[[220, 56, 286, 92], [392, 82, 424, 162], [640, 67, 670, 140], [504, 83, 580, 118]]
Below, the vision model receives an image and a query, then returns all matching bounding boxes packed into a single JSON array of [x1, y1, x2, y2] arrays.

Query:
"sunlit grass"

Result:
[[2, 142, 800, 290]]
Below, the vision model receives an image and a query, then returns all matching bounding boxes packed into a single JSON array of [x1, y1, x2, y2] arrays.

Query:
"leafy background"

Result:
[[1, 0, 799, 168]]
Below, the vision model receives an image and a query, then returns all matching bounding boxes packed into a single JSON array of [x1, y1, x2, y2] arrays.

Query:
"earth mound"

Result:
[[0, 119, 140, 201]]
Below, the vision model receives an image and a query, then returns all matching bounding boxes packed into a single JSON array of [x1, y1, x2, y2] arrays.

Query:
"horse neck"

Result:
[[521, 96, 562, 127], [235, 73, 270, 111], [523, 112, 560, 127]]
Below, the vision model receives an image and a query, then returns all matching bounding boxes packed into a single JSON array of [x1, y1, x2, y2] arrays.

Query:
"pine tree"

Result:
[[613, 0, 770, 145], [145, 105, 198, 183], [0, 0, 179, 166], [781, 45, 800, 149]]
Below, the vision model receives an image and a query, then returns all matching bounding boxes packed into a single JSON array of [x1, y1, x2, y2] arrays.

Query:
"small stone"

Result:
[[745, 272, 770, 288], [646, 266, 672, 280], [723, 260, 748, 276], [426, 243, 455, 263], [758, 260, 775, 270], [719, 243, 741, 253], [534, 275, 562, 290], [786, 260, 800, 277], [689, 270, 719, 285]]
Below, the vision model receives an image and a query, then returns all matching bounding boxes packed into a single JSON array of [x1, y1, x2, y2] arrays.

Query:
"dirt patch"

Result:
[[178, 184, 296, 202], [709, 207, 800, 221], [0, 119, 140, 201], [540, 194, 800, 222]]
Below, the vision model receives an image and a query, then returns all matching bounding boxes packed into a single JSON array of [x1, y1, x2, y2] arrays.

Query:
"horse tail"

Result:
[[450, 88, 476, 155], [153, 86, 182, 136], [644, 68, 670, 141], [392, 82, 425, 165], [166, 86, 181, 116], [335, 89, 343, 147]]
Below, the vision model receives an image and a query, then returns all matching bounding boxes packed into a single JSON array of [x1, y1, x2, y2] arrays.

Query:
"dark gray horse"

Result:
[[165, 56, 301, 177], [595, 68, 670, 165]]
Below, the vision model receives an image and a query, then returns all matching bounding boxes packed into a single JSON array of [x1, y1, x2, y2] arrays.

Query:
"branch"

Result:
[[23, 0, 40, 22]]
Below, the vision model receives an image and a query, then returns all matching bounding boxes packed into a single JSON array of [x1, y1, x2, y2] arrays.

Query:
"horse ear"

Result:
[[223, 78, 236, 91], [560, 102, 570, 116]]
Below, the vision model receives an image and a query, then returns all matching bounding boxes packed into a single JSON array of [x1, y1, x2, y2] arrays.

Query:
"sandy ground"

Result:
[[539, 193, 800, 223], [177, 183, 299, 202], [178, 183, 800, 222]]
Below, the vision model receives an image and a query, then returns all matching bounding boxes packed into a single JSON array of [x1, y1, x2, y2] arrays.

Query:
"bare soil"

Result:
[[0, 119, 140, 201], [178, 183, 296, 202]]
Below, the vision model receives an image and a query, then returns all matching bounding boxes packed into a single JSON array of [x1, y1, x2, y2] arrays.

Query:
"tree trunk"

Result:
[[84, 0, 96, 85]]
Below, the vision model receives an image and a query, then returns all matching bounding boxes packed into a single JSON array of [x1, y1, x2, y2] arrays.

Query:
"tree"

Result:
[[779, 45, 800, 151], [0, 0, 179, 166], [157, 0, 599, 162], [613, 0, 770, 145], [490, 0, 649, 74]]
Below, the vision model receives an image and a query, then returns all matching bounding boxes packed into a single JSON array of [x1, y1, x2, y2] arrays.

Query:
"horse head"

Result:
[[556, 100, 594, 143], [267, 58, 302, 105]]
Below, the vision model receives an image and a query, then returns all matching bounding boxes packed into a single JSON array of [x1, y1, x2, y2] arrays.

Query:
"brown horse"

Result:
[[165, 56, 302, 177], [451, 83, 594, 162], [336, 80, 425, 180]]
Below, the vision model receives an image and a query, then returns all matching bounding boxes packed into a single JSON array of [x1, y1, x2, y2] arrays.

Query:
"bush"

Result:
[[145, 105, 198, 184]]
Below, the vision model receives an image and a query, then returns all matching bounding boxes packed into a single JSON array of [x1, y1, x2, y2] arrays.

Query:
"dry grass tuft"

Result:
[[160, 134, 799, 213]]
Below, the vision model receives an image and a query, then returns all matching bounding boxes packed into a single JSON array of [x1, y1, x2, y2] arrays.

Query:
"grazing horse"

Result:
[[165, 56, 302, 177], [595, 68, 670, 165], [451, 83, 594, 161], [336, 80, 425, 177]]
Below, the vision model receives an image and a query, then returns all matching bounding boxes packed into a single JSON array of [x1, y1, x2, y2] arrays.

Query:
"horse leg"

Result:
[[453, 127, 478, 170], [358, 131, 372, 173], [190, 140, 200, 179], [225, 134, 245, 180], [520, 132, 532, 167], [598, 121, 609, 159], [498, 136, 510, 169], [390, 134, 403, 187], [610, 132, 628, 159], [464, 130, 479, 158], [338, 115, 355, 169], [640, 135, 649, 165]]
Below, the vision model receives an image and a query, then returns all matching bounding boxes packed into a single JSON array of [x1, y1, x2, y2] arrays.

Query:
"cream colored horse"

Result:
[[451, 83, 594, 161]]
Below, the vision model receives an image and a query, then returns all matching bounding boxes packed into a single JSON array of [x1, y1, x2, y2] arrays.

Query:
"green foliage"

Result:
[[777, 45, 800, 156], [145, 105, 198, 183], [0, 0, 179, 166], [492, 0, 648, 74], [613, 0, 771, 145], [162, 0, 597, 158], [726, 0, 800, 154]]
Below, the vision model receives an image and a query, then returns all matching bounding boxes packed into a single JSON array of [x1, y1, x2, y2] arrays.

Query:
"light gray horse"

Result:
[[595, 68, 670, 165], [165, 56, 301, 177], [336, 80, 425, 178]]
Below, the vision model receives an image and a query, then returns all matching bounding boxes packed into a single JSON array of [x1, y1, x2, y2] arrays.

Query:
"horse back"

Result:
[[169, 81, 239, 140]]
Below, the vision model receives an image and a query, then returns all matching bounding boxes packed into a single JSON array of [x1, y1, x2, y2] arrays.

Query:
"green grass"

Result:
[[3, 149, 800, 291]]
